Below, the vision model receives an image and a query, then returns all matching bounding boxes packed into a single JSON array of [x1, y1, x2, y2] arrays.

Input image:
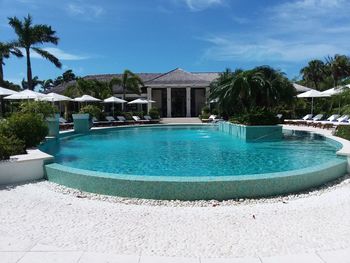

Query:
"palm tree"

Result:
[[21, 76, 41, 90], [109, 69, 144, 110], [64, 78, 112, 99], [0, 41, 23, 82], [40, 79, 53, 92], [8, 14, 62, 90], [209, 66, 295, 116], [326, 54, 350, 87], [300, 60, 326, 90]]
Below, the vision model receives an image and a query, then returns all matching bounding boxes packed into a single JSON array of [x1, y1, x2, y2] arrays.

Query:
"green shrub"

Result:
[[79, 105, 103, 120], [20, 101, 58, 119], [211, 108, 219, 115], [0, 135, 25, 160], [133, 111, 145, 117], [230, 109, 279, 126], [202, 106, 210, 114], [149, 108, 160, 119], [3, 113, 48, 149], [335, 125, 350, 141]]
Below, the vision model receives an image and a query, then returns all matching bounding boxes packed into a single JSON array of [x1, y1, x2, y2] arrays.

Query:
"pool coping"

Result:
[[41, 124, 350, 200]]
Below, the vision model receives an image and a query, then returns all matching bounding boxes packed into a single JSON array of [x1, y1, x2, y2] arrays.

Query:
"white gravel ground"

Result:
[[1, 178, 350, 258]]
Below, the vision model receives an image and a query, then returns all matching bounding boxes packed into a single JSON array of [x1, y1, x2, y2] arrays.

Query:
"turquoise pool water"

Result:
[[42, 126, 344, 177]]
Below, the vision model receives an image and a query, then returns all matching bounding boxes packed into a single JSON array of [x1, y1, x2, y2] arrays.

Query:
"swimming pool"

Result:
[[42, 125, 348, 200]]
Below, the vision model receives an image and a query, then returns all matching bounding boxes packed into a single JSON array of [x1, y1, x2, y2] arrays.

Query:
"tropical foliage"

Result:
[[0, 134, 25, 160], [0, 113, 48, 148], [19, 101, 58, 118], [8, 14, 62, 90], [210, 66, 295, 117], [299, 54, 350, 90], [79, 105, 103, 120], [0, 41, 23, 82], [64, 78, 112, 99], [110, 69, 144, 109]]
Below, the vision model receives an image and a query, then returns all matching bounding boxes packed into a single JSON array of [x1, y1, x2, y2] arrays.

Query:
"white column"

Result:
[[186, 87, 191, 117], [167, 88, 171, 117], [147, 87, 152, 113]]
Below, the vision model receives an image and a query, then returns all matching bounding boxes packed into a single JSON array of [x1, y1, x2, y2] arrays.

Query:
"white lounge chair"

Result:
[[285, 114, 313, 125], [132, 115, 149, 123], [306, 114, 323, 126]]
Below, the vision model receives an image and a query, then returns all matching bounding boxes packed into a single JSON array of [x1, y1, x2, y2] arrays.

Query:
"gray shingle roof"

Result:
[[49, 68, 219, 94], [145, 68, 217, 87]]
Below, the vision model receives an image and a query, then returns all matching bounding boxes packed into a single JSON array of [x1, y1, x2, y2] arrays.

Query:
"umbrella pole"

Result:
[[311, 97, 314, 115]]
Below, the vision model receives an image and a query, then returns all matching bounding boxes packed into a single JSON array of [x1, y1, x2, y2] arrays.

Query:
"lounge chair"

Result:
[[284, 114, 313, 125], [306, 114, 323, 126], [132, 115, 150, 124], [144, 115, 160, 123], [116, 116, 134, 124], [202, 114, 217, 123], [59, 117, 73, 130], [316, 114, 345, 129], [332, 115, 350, 127], [92, 117, 112, 127]]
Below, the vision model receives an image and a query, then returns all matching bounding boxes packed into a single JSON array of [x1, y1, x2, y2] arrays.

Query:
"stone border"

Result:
[[43, 124, 348, 200], [0, 149, 53, 185]]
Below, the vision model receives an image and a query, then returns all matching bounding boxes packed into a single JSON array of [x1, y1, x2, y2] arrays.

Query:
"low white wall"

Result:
[[0, 149, 53, 185]]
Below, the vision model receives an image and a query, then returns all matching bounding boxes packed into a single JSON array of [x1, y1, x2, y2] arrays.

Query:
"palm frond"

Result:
[[32, 47, 62, 68]]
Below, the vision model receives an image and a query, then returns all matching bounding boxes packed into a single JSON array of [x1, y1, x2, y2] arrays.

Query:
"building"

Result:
[[51, 68, 219, 118]]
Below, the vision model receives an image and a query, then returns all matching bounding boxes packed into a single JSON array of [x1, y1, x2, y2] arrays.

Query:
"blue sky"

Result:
[[0, 0, 349, 85]]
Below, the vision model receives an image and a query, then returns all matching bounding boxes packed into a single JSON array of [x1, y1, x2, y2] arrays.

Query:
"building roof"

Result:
[[49, 68, 219, 94], [144, 68, 218, 87]]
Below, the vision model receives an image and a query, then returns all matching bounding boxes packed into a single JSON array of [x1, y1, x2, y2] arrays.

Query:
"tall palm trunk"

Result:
[[25, 48, 33, 90], [122, 85, 126, 111], [0, 58, 3, 82]]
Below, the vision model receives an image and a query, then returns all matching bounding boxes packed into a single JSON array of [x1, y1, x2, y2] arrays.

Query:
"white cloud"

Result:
[[24, 48, 89, 61], [66, 3, 104, 17], [202, 36, 346, 63], [179, 0, 223, 11], [200, 0, 350, 65]]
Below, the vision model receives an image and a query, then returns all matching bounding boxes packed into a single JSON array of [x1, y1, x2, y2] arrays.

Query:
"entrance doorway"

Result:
[[171, 88, 186, 117]]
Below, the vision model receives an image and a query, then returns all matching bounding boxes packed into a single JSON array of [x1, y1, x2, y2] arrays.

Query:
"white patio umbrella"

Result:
[[4, 89, 45, 100], [40, 93, 73, 118], [74, 95, 101, 110], [297, 90, 330, 114], [127, 98, 155, 112], [0, 86, 18, 96], [322, 85, 350, 114], [103, 96, 127, 116], [293, 83, 313, 93], [40, 92, 73, 102], [0, 87, 18, 116], [74, 95, 101, 102]]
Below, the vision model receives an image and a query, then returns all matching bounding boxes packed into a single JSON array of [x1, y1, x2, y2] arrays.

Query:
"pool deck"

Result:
[[2, 125, 350, 262]]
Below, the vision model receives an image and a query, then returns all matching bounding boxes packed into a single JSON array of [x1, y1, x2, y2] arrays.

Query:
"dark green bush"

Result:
[[20, 101, 58, 119], [211, 108, 219, 115], [0, 135, 25, 160], [133, 111, 145, 117], [202, 106, 210, 114], [230, 109, 279, 126], [335, 125, 350, 141], [149, 108, 160, 119], [3, 113, 48, 149], [79, 105, 103, 120]]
